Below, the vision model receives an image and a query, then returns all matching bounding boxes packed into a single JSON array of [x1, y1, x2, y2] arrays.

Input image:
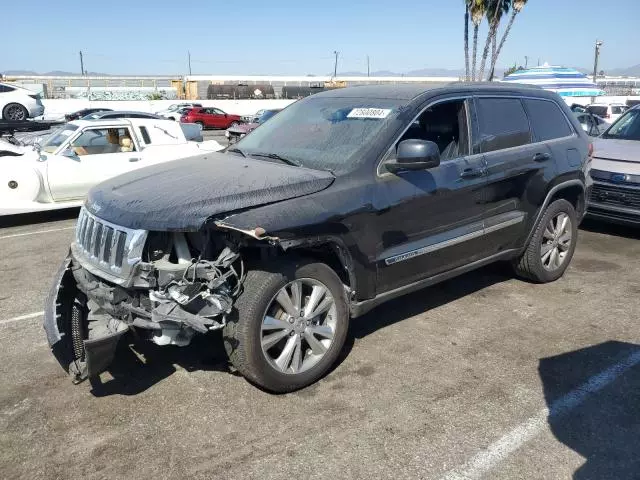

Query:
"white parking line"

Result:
[[441, 349, 640, 480], [0, 226, 75, 240], [0, 311, 44, 325]]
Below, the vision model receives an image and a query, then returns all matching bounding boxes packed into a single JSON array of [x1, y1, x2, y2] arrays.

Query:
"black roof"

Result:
[[314, 82, 547, 101]]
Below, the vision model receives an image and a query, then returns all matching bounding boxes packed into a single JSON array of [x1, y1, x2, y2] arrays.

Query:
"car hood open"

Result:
[[86, 152, 335, 231]]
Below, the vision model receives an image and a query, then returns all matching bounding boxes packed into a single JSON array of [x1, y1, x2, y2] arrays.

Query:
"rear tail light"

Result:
[[587, 142, 593, 165]]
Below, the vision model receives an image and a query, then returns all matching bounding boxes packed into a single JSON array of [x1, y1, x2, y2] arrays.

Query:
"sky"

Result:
[[3, 0, 639, 76]]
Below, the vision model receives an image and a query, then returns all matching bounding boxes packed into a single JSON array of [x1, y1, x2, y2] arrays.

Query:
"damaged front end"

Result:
[[44, 207, 246, 383]]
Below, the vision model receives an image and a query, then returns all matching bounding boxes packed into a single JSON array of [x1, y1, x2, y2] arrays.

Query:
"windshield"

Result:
[[40, 125, 79, 153], [602, 109, 640, 140], [234, 97, 404, 173]]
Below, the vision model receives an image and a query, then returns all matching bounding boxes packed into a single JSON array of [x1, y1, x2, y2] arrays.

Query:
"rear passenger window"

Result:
[[524, 99, 573, 141], [477, 98, 531, 153]]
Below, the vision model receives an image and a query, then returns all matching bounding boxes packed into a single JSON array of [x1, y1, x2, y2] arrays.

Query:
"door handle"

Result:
[[460, 168, 484, 179], [533, 152, 551, 162], [129, 157, 140, 162]]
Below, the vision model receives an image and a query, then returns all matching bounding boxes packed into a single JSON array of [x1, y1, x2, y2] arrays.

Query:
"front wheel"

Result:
[[229, 121, 240, 128], [223, 260, 349, 393], [512, 199, 578, 283]]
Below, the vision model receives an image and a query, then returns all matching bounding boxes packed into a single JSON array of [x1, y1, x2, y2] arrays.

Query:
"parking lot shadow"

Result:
[[580, 218, 640, 240], [0, 207, 80, 228], [90, 332, 232, 397], [539, 341, 640, 479], [351, 262, 512, 339]]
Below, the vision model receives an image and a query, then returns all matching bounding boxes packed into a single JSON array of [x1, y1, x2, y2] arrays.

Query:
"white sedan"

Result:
[[0, 118, 223, 216]]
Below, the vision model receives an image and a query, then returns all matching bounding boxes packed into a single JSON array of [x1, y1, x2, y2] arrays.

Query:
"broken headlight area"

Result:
[[47, 231, 245, 383]]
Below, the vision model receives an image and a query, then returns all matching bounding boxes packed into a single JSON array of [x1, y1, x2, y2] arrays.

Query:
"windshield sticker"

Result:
[[347, 108, 392, 119]]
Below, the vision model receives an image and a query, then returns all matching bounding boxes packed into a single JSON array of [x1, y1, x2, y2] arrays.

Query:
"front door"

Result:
[[375, 97, 489, 294], [47, 126, 141, 201]]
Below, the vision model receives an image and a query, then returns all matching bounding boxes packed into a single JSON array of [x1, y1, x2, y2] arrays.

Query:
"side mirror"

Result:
[[386, 139, 440, 174], [61, 148, 80, 160]]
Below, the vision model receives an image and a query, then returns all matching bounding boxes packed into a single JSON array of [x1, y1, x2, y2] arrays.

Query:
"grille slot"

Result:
[[73, 208, 145, 282], [591, 183, 640, 209]]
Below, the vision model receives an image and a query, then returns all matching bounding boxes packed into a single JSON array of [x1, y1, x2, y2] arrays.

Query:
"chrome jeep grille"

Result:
[[72, 207, 148, 285]]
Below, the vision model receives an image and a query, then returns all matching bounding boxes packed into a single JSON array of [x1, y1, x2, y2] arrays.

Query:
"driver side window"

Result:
[[70, 128, 137, 156], [398, 99, 470, 161]]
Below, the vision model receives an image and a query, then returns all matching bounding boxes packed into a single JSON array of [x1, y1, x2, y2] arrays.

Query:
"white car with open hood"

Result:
[[0, 118, 224, 216]]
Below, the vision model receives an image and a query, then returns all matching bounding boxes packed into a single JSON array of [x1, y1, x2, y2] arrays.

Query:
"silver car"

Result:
[[588, 105, 640, 225]]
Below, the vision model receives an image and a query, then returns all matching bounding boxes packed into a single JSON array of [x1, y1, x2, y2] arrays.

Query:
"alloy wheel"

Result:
[[6, 105, 26, 121], [540, 212, 573, 271], [260, 279, 337, 374]]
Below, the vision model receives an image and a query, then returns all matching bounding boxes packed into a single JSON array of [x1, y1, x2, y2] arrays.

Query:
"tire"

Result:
[[229, 121, 240, 128], [3, 103, 28, 121], [513, 199, 578, 283], [195, 121, 205, 130], [223, 259, 349, 393]]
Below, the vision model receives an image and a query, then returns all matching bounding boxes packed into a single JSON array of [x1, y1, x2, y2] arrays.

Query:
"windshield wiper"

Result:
[[249, 152, 301, 167], [227, 147, 246, 157]]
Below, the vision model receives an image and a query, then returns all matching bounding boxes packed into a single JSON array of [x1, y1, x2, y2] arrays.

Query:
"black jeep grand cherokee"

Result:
[[45, 84, 592, 392]]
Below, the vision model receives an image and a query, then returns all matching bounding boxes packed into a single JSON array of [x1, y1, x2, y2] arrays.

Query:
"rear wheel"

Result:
[[195, 121, 205, 129], [223, 259, 349, 393], [513, 199, 578, 283], [2, 103, 28, 121]]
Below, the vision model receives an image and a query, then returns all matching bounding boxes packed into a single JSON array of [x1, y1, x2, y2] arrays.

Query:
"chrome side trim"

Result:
[[385, 229, 484, 266], [384, 214, 525, 266], [484, 215, 525, 234]]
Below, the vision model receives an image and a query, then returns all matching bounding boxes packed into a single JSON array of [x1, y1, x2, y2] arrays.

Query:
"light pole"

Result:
[[592, 40, 603, 84], [333, 51, 339, 78]]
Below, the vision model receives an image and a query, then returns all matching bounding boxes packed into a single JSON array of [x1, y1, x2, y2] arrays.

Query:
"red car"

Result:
[[181, 107, 242, 129]]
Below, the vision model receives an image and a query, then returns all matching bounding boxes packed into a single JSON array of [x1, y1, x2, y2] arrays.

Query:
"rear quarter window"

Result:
[[476, 98, 531, 152], [524, 99, 573, 141]]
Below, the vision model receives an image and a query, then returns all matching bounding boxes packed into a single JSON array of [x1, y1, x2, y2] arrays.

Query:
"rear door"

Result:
[[476, 96, 553, 253]]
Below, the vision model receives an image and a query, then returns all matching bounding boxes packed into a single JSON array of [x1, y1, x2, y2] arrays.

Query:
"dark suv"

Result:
[[45, 84, 592, 393]]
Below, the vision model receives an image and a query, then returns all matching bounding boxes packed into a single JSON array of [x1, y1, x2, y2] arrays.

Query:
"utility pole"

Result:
[[188, 51, 192, 76], [367, 55, 370, 77], [79, 51, 85, 76], [592, 40, 603, 84], [333, 51, 339, 78], [524, 56, 529, 69]]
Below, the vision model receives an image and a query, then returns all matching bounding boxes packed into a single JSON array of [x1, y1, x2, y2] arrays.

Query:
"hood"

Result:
[[86, 152, 335, 231], [228, 123, 257, 134], [592, 138, 640, 175]]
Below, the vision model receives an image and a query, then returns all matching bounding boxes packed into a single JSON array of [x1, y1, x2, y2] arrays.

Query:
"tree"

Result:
[[504, 64, 524, 77], [478, 0, 510, 81], [469, 0, 486, 81], [488, 0, 528, 81]]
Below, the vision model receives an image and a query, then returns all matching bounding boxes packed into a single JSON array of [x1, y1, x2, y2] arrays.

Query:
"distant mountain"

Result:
[[605, 64, 640, 77]]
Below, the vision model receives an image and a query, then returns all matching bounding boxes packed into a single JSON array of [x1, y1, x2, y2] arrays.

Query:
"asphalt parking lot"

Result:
[[1, 210, 638, 480]]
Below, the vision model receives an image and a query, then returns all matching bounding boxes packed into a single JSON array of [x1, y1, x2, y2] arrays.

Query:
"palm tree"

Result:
[[488, 0, 528, 80], [464, 1, 470, 80], [470, 0, 486, 81], [478, 0, 510, 81]]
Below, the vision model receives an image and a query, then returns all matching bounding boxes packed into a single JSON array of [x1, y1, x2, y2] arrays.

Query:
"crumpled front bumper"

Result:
[[44, 253, 129, 382]]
